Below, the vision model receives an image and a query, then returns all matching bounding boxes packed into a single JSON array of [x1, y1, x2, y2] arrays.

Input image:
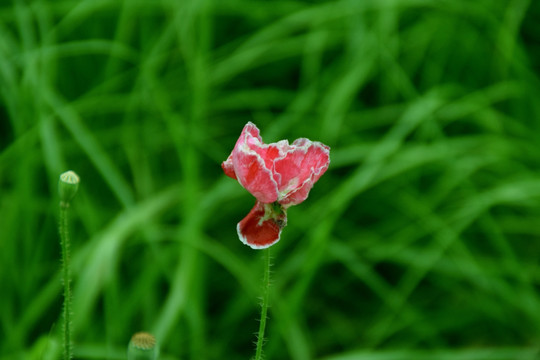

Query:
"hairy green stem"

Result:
[[255, 249, 271, 360], [59, 203, 73, 360]]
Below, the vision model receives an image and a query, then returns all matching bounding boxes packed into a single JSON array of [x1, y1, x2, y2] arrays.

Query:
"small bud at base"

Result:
[[128, 332, 159, 360]]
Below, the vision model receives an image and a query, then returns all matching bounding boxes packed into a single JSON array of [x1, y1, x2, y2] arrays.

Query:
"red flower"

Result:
[[222, 122, 330, 249]]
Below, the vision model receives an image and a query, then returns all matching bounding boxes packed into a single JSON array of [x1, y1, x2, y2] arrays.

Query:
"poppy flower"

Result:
[[222, 122, 330, 249]]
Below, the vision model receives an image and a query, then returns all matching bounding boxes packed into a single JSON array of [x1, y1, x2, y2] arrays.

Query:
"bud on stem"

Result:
[[128, 332, 159, 360], [59, 171, 80, 207], [58, 170, 79, 360]]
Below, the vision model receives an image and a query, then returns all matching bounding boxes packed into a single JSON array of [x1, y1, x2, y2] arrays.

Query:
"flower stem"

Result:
[[255, 248, 271, 360], [59, 202, 73, 360]]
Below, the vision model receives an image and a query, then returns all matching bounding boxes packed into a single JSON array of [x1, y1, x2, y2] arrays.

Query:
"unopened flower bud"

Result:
[[128, 332, 159, 360], [59, 171, 79, 206]]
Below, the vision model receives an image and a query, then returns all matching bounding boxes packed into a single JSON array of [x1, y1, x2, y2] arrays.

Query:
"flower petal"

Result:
[[230, 123, 279, 203], [237, 202, 286, 249], [221, 122, 261, 180], [241, 123, 287, 185], [233, 149, 279, 203], [221, 154, 237, 180], [222, 121, 330, 206], [275, 139, 330, 206]]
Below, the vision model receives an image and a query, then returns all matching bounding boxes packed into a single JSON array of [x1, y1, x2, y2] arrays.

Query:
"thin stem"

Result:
[[59, 202, 73, 360], [255, 248, 271, 360]]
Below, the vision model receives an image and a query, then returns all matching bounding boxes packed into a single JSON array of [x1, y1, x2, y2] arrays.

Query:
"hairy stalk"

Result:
[[59, 202, 73, 360], [58, 170, 78, 359], [255, 249, 271, 360]]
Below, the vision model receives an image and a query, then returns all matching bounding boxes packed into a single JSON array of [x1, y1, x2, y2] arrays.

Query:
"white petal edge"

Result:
[[275, 140, 330, 202], [236, 221, 281, 250], [234, 129, 280, 203]]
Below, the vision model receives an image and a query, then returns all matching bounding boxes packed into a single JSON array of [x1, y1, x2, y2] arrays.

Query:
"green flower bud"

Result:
[[59, 171, 79, 206], [128, 332, 159, 360]]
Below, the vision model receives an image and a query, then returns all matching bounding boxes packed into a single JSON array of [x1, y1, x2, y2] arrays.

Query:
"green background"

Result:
[[1, 0, 540, 359]]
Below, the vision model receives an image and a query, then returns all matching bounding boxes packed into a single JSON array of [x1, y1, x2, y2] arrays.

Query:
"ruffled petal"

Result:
[[274, 140, 330, 206], [237, 202, 287, 249], [221, 122, 262, 180], [228, 123, 279, 203], [233, 147, 279, 203]]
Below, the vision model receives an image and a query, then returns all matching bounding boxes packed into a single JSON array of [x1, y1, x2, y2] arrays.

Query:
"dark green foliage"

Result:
[[1, 0, 540, 359]]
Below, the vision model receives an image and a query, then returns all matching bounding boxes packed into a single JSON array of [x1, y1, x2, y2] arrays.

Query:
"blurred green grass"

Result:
[[1, 0, 540, 359]]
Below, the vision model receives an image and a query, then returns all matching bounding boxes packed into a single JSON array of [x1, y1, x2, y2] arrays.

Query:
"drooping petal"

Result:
[[274, 139, 330, 206], [237, 202, 287, 249]]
